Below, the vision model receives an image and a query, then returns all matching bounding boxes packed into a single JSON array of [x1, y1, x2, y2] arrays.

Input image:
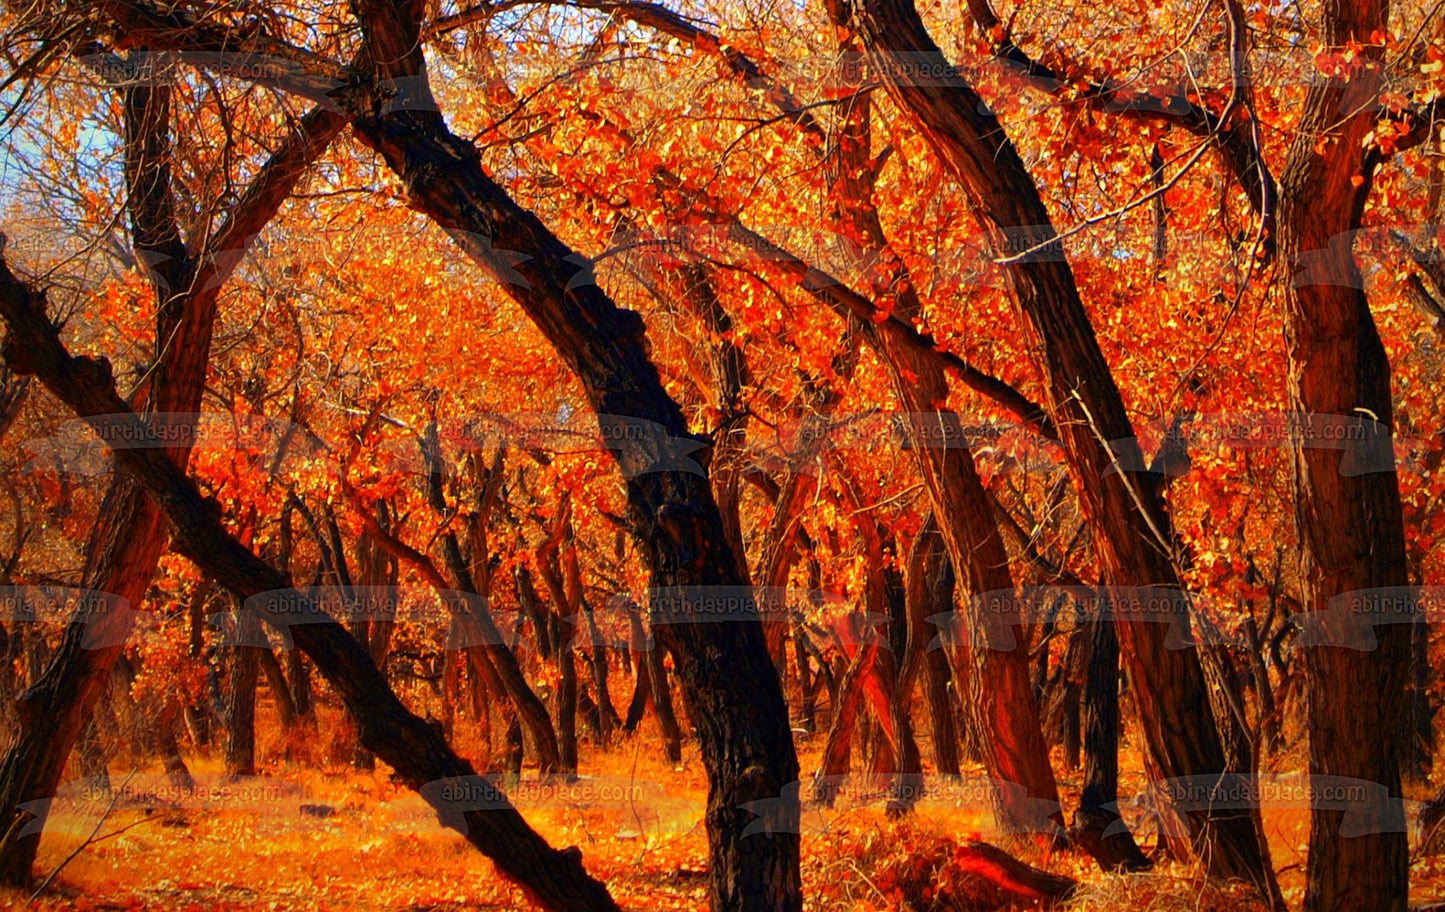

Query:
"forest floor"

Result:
[[8, 715, 1445, 912]]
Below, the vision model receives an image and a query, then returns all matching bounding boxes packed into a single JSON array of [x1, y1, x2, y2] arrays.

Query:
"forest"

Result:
[[0, 0, 1441, 909]]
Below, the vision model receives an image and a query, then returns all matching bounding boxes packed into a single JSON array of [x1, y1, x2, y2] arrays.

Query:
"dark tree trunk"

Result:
[[847, 0, 1277, 893], [537, 545, 580, 773], [1046, 622, 1085, 773], [285, 648, 312, 720], [1277, 0, 1411, 906], [624, 649, 651, 734], [0, 93, 343, 886], [223, 602, 262, 778], [556, 647, 579, 771], [0, 256, 625, 912], [504, 714, 524, 781], [874, 541, 922, 807], [581, 599, 621, 743], [909, 516, 962, 777], [515, 566, 554, 660], [645, 637, 683, 766], [1070, 605, 1148, 871], [922, 650, 961, 776], [259, 647, 299, 730]]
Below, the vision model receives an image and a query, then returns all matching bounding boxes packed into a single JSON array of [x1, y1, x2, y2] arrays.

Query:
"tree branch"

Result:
[[0, 250, 620, 912]]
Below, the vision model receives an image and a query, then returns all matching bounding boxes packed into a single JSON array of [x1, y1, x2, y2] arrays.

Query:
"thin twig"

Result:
[[29, 769, 140, 903]]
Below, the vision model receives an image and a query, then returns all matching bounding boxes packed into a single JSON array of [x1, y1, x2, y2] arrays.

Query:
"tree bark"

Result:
[[1277, 0, 1411, 906], [908, 518, 962, 776], [847, 0, 1276, 891], [821, 25, 1062, 837], [258, 647, 300, 730], [0, 91, 345, 886], [223, 599, 262, 778], [645, 634, 684, 766], [814, 638, 877, 802], [1070, 603, 1149, 871], [0, 258, 624, 912]]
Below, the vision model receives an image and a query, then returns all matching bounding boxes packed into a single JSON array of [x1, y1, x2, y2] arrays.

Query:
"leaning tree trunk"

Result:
[[258, 647, 300, 731], [622, 605, 682, 764], [820, 33, 1062, 837], [49, 0, 804, 903], [644, 631, 684, 765], [1277, 1, 1411, 906], [847, 0, 1277, 893], [0, 258, 624, 912], [0, 91, 345, 885], [624, 614, 652, 735], [814, 638, 878, 803]]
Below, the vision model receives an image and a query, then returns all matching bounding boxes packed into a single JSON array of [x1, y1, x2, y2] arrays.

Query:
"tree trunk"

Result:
[[1070, 604, 1149, 871], [847, 0, 1276, 891], [1277, 0, 1411, 906], [909, 517, 962, 776], [468, 650, 495, 752], [286, 648, 313, 720], [515, 565, 555, 660], [817, 32, 1062, 837], [624, 645, 651, 734], [1046, 624, 1085, 773], [154, 702, 195, 791], [0, 94, 344, 886], [1, 254, 629, 911], [223, 602, 262, 778], [536, 548, 580, 773], [504, 714, 524, 781], [259, 647, 299, 730], [645, 636, 684, 765], [814, 639, 877, 803], [581, 598, 620, 744]]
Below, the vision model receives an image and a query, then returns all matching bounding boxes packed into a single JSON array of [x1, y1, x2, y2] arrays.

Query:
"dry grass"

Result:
[[5, 720, 1443, 911]]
